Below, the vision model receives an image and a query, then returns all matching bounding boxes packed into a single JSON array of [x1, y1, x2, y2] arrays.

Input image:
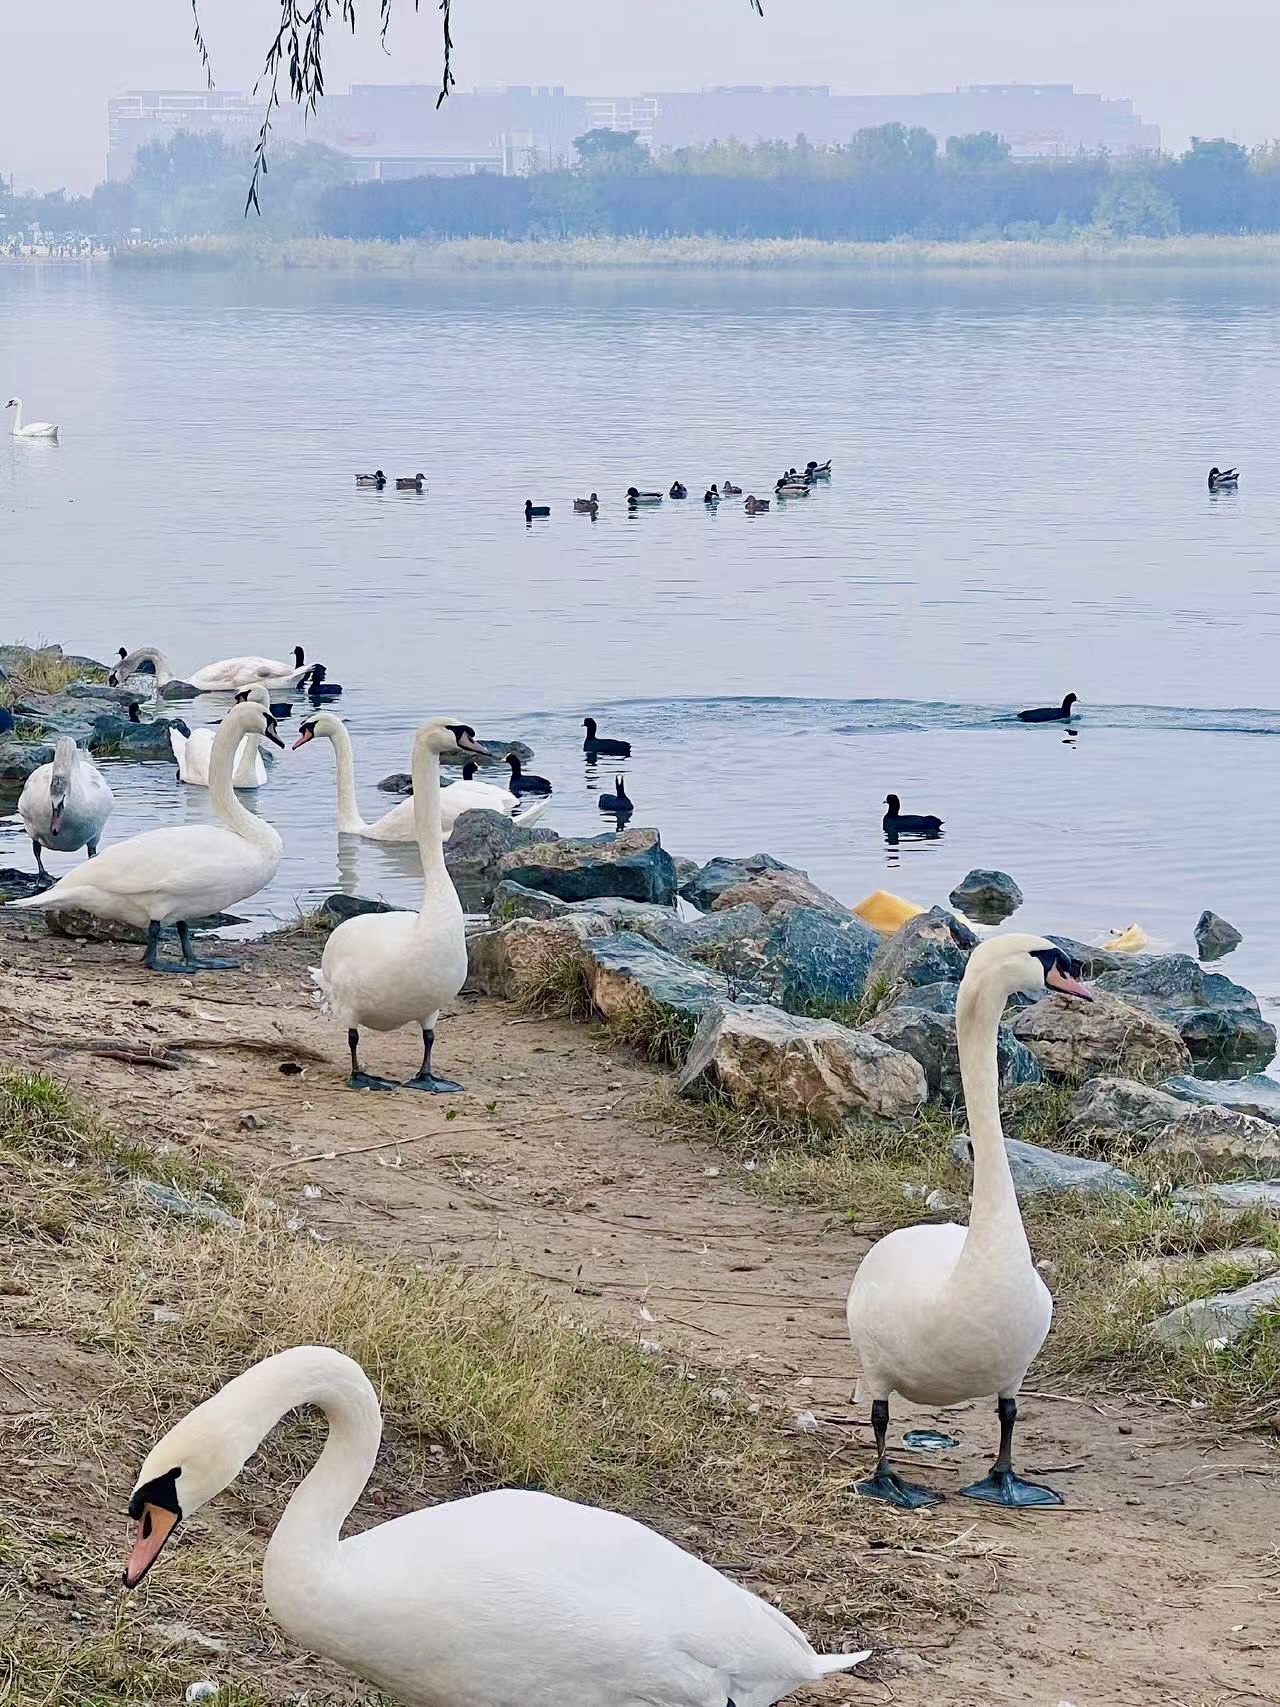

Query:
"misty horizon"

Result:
[[3, 0, 1278, 193]]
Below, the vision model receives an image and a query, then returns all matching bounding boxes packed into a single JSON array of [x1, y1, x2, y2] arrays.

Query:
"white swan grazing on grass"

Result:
[[170, 686, 272, 789], [294, 712, 545, 842], [111, 645, 312, 694], [17, 737, 114, 883], [846, 933, 1092, 1511], [6, 398, 58, 439], [8, 700, 284, 972], [123, 1346, 869, 1707], [310, 718, 486, 1091]]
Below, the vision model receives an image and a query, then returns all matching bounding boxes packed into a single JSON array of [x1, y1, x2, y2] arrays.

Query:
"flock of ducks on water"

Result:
[[113, 933, 1089, 1707]]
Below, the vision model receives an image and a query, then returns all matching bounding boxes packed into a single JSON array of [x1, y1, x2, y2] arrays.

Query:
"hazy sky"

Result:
[[3, 0, 1277, 191]]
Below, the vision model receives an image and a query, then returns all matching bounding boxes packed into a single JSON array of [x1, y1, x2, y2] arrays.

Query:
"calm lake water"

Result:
[[3, 262, 1280, 1030]]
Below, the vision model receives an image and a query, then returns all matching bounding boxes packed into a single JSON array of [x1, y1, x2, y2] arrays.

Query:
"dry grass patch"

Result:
[[513, 943, 595, 1024], [0, 645, 105, 697]]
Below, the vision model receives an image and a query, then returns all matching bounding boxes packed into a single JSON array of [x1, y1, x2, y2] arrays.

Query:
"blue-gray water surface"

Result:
[[3, 263, 1280, 1028]]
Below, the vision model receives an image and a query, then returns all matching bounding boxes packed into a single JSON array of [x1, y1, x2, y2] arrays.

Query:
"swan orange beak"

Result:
[[457, 732, 486, 755], [123, 1502, 180, 1588], [291, 728, 315, 751], [1047, 964, 1093, 1002]]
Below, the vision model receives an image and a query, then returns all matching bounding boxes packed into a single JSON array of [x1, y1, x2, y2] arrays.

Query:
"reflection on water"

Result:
[[4, 266, 1280, 1029]]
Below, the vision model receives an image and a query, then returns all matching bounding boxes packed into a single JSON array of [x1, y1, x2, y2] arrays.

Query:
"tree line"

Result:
[[5, 128, 1280, 246]]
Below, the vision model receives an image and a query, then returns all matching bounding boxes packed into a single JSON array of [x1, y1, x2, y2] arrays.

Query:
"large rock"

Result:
[[444, 808, 558, 911], [759, 906, 880, 1014], [1068, 1076, 1190, 1135], [45, 909, 242, 945], [0, 741, 54, 784], [578, 932, 730, 1028], [0, 867, 45, 901], [497, 828, 677, 907], [490, 880, 570, 922], [869, 1004, 1040, 1104], [870, 906, 978, 997], [1148, 1276, 1280, 1350], [1011, 991, 1190, 1081], [1046, 935, 1123, 978], [678, 1002, 927, 1125], [680, 853, 801, 912], [1144, 1107, 1280, 1178], [713, 869, 849, 919], [87, 713, 190, 761], [949, 868, 1023, 924], [1093, 953, 1275, 1072], [950, 1134, 1142, 1200], [1195, 910, 1242, 962], [1163, 1075, 1280, 1126], [1172, 1178, 1280, 1219], [317, 893, 404, 927], [466, 916, 606, 1000]]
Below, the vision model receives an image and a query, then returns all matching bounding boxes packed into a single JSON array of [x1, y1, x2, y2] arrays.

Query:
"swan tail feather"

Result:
[[308, 965, 333, 1016], [5, 887, 63, 911], [512, 800, 547, 828], [813, 1654, 872, 1676], [169, 729, 187, 774]]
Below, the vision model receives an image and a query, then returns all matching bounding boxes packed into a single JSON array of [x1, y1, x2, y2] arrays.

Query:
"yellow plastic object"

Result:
[[1102, 924, 1148, 954], [854, 890, 926, 935]]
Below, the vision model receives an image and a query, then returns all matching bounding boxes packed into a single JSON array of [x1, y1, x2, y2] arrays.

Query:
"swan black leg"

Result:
[[347, 1027, 397, 1092], [142, 920, 188, 973], [32, 839, 52, 889], [855, 1399, 943, 1510], [176, 920, 241, 972], [403, 1027, 464, 1093], [86, 840, 99, 859], [959, 1396, 1063, 1508]]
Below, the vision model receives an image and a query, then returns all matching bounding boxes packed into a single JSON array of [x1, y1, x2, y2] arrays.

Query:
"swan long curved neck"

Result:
[[410, 731, 450, 911], [326, 721, 370, 833], [209, 712, 274, 845], [216, 1349, 381, 1568], [119, 647, 175, 688], [956, 969, 1028, 1254]]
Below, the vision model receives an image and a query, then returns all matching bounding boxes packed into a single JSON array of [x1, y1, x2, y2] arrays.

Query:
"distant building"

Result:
[[105, 79, 1158, 182]]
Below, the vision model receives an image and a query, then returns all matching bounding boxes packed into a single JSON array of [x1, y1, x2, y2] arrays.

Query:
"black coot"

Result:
[[506, 753, 552, 796], [582, 716, 631, 758], [305, 663, 343, 700], [599, 775, 633, 819], [1018, 692, 1078, 723], [883, 793, 943, 835]]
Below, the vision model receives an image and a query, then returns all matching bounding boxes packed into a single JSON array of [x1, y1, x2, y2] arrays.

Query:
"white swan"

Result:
[[8, 700, 284, 973], [111, 645, 311, 694], [311, 717, 487, 1091], [845, 933, 1092, 1510], [123, 1346, 869, 1707], [17, 736, 114, 883], [294, 712, 545, 842], [5, 397, 58, 440], [171, 685, 271, 789]]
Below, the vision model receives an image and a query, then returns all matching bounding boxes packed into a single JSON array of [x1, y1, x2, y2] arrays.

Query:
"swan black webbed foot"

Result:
[[854, 1399, 943, 1510], [142, 921, 188, 974], [176, 921, 241, 972], [403, 1027, 464, 1093], [346, 1028, 398, 1092], [959, 1397, 1063, 1509]]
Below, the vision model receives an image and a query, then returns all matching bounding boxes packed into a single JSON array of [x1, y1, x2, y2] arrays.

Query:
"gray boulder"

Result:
[[868, 1004, 1040, 1104], [950, 1134, 1142, 1200], [157, 679, 202, 701], [490, 880, 569, 922], [1069, 1076, 1188, 1134], [0, 867, 45, 901], [759, 906, 880, 1014], [949, 868, 1023, 923], [1195, 910, 1242, 962], [1012, 991, 1191, 1081], [0, 741, 54, 783], [578, 932, 729, 1029], [1148, 1275, 1280, 1350], [497, 827, 677, 907], [897, 981, 960, 1014], [1093, 953, 1275, 1072], [87, 713, 191, 761], [318, 893, 404, 927], [870, 906, 979, 996], [1045, 935, 1123, 978], [1144, 1107, 1280, 1177], [1163, 1074, 1280, 1126], [680, 853, 800, 912], [45, 909, 243, 944], [1172, 1178, 1280, 1218], [678, 1002, 928, 1125], [466, 915, 607, 1000], [445, 809, 558, 911]]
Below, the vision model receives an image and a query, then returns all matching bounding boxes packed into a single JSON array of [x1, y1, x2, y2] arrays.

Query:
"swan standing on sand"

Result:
[[111, 646, 311, 694], [294, 713, 545, 842], [18, 737, 114, 884], [310, 718, 485, 1091], [123, 1346, 869, 1707], [5, 398, 58, 440], [8, 701, 284, 972], [171, 685, 274, 789], [846, 933, 1091, 1510]]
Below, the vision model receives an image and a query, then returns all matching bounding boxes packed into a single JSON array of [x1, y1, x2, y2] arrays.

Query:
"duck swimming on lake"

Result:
[[1018, 692, 1079, 724], [722, 480, 742, 495], [1208, 466, 1239, 491], [356, 471, 386, 489], [396, 474, 427, 492], [525, 499, 551, 520], [574, 493, 600, 514], [744, 494, 770, 513], [627, 487, 663, 506], [883, 794, 943, 836], [669, 480, 688, 499]]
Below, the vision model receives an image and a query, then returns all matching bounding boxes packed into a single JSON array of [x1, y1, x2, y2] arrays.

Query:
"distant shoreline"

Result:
[[91, 232, 1280, 274]]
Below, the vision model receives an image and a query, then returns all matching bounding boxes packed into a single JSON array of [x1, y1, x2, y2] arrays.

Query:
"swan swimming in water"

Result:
[[5, 397, 58, 440], [847, 934, 1091, 1509], [9, 701, 284, 972], [18, 736, 114, 884], [170, 685, 274, 789], [122, 1345, 869, 1707], [310, 718, 485, 1091], [111, 645, 311, 694], [293, 713, 545, 841]]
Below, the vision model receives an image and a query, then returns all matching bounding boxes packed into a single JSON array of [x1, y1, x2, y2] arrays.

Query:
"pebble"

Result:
[[793, 1410, 820, 1433], [185, 1683, 220, 1705], [1118, 1422, 1133, 1435]]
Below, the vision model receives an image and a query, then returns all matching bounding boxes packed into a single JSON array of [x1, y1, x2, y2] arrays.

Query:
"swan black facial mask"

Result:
[[1032, 948, 1092, 1001], [124, 1466, 183, 1588], [447, 724, 486, 756], [262, 716, 286, 750]]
